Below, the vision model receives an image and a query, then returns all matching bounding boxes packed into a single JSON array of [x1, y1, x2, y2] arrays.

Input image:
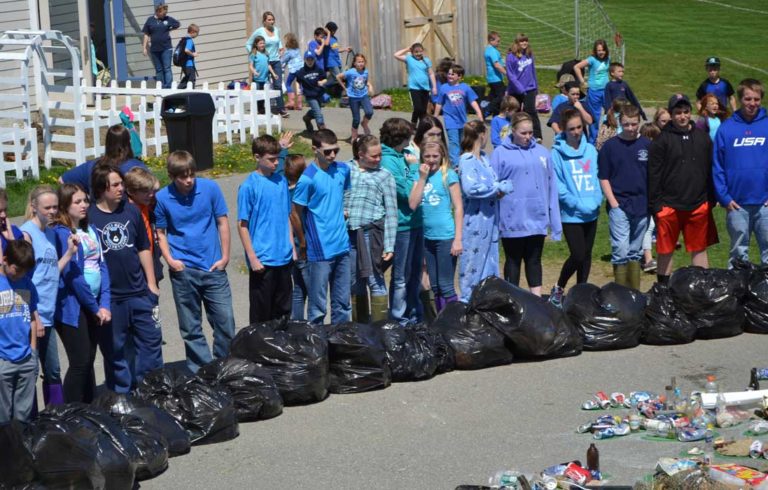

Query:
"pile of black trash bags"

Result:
[[4, 264, 766, 488]]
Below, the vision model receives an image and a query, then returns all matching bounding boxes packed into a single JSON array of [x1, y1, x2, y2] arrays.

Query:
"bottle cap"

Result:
[[707, 375, 716, 381]]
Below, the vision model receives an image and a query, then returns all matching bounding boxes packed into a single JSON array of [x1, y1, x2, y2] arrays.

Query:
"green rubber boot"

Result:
[[613, 264, 629, 287], [627, 261, 642, 290]]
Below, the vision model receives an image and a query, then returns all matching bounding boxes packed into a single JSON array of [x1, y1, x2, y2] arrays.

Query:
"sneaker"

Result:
[[302, 113, 314, 133], [280, 110, 290, 118], [642, 259, 657, 273], [549, 285, 564, 308]]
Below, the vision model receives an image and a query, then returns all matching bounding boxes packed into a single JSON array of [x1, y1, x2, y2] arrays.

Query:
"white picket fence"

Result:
[[0, 125, 38, 188], [77, 80, 283, 162]]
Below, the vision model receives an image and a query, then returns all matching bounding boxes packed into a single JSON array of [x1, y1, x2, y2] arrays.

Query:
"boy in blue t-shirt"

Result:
[[696, 56, 737, 113], [434, 64, 483, 168], [238, 134, 295, 324], [0, 240, 40, 423], [307, 26, 330, 72], [179, 24, 199, 89], [154, 151, 235, 373], [484, 32, 506, 117], [292, 129, 352, 324], [323, 21, 350, 95]]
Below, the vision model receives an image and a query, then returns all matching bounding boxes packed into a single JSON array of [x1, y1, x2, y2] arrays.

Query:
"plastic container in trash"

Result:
[[161, 92, 215, 170]]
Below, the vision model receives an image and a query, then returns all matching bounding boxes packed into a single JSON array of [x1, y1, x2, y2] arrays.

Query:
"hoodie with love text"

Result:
[[551, 132, 603, 223]]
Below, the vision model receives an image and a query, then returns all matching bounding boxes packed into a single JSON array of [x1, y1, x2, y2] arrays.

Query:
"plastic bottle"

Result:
[[674, 387, 687, 413], [488, 470, 522, 489], [705, 375, 719, 393], [587, 443, 600, 473], [703, 425, 714, 465]]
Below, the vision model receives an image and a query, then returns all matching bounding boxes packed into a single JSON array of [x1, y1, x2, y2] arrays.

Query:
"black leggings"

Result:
[[512, 90, 543, 140], [558, 221, 598, 288], [487, 82, 506, 116], [410, 89, 431, 124], [502, 235, 546, 287], [55, 311, 99, 403]]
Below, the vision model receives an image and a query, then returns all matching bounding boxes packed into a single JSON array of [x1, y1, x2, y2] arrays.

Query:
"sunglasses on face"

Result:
[[321, 147, 340, 156]]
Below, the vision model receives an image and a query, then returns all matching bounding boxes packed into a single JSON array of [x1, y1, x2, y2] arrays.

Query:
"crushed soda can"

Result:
[[624, 391, 656, 408], [749, 420, 768, 435], [613, 423, 631, 436], [533, 475, 558, 490], [757, 368, 768, 380], [751, 440, 765, 459], [564, 463, 591, 485], [595, 391, 611, 409], [610, 392, 626, 407], [677, 427, 707, 442], [590, 470, 602, 481], [541, 464, 567, 477], [594, 427, 615, 440], [582, 399, 601, 410], [577, 422, 593, 434]]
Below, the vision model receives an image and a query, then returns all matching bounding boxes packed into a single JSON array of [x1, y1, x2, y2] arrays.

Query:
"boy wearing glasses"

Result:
[[238, 135, 295, 324], [292, 129, 352, 324]]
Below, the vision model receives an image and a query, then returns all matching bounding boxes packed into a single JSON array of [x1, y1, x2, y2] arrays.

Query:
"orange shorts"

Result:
[[655, 202, 719, 255]]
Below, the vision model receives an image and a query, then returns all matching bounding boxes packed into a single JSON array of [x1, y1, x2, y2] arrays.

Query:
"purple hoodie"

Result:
[[506, 53, 538, 95], [491, 137, 562, 240]]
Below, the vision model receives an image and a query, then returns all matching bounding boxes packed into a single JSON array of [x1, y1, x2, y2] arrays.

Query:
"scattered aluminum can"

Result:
[[595, 391, 611, 409], [582, 399, 600, 410], [756, 368, 768, 380], [564, 463, 591, 485], [610, 392, 626, 407], [541, 464, 567, 477], [614, 423, 631, 436], [749, 420, 768, 435], [577, 422, 593, 434], [594, 427, 615, 440], [751, 440, 764, 459], [677, 427, 707, 442]]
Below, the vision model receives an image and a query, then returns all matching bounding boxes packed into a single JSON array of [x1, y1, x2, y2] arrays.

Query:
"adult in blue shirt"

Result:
[[245, 11, 288, 117], [292, 129, 352, 324], [142, 2, 180, 89], [60, 125, 147, 196], [155, 151, 235, 373], [484, 32, 506, 117]]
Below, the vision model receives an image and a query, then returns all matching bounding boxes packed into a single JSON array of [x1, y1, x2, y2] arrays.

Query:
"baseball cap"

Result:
[[304, 50, 316, 60], [706, 56, 721, 67], [667, 93, 692, 111], [555, 73, 576, 88]]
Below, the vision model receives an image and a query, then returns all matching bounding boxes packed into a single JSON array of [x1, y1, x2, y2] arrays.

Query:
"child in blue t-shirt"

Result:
[[0, 240, 40, 423], [292, 129, 352, 325], [282, 33, 304, 110], [491, 95, 520, 148], [237, 135, 295, 324], [249, 36, 277, 114], [434, 64, 484, 168], [179, 24, 199, 89], [394, 43, 437, 124], [337, 53, 374, 141], [407, 139, 463, 312]]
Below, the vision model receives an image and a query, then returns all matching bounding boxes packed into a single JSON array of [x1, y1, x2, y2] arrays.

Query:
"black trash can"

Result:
[[161, 92, 216, 170]]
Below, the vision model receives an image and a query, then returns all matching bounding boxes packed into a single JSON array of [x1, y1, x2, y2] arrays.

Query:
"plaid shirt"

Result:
[[344, 161, 398, 253]]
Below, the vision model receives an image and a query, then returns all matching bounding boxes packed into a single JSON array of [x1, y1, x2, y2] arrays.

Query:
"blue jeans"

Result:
[[306, 97, 324, 126], [170, 268, 236, 373], [307, 252, 352, 324], [100, 294, 163, 393], [726, 204, 768, 266], [390, 228, 424, 325], [608, 207, 648, 264], [37, 326, 61, 384], [586, 87, 605, 144], [424, 238, 457, 297], [150, 49, 173, 89], [269, 60, 285, 111], [446, 128, 463, 169], [349, 230, 387, 297], [291, 259, 310, 320], [349, 96, 374, 129]]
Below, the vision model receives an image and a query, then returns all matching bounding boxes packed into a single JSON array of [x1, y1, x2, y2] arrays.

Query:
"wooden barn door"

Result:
[[401, 0, 457, 70]]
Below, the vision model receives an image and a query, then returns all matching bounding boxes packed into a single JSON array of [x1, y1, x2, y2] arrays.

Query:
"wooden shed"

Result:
[[248, 0, 488, 91]]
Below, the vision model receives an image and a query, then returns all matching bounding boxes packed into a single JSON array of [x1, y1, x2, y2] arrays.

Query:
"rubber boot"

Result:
[[443, 294, 458, 307], [613, 264, 629, 287], [42, 382, 65, 407], [296, 94, 303, 110], [351, 295, 370, 324], [420, 289, 437, 323], [434, 295, 445, 314], [627, 261, 642, 291], [286, 92, 295, 110], [370, 296, 389, 323]]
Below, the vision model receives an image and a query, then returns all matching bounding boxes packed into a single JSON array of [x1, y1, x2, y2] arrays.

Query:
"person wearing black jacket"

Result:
[[648, 93, 718, 285], [295, 50, 327, 133]]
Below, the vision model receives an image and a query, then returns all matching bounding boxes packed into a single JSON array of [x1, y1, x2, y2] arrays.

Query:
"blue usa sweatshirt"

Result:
[[713, 107, 768, 206], [491, 137, 562, 240], [551, 132, 603, 223]]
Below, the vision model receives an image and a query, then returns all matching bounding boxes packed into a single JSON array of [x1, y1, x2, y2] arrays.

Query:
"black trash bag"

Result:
[[377, 321, 441, 381], [643, 283, 697, 345], [197, 357, 284, 421], [24, 414, 104, 489], [93, 391, 191, 457], [468, 277, 583, 359], [40, 403, 140, 490], [230, 319, 329, 405], [426, 322, 455, 374], [733, 261, 768, 334], [563, 282, 646, 351], [133, 368, 239, 445], [325, 322, 392, 394], [431, 301, 514, 370], [669, 266, 746, 339], [0, 420, 36, 487], [116, 414, 169, 481]]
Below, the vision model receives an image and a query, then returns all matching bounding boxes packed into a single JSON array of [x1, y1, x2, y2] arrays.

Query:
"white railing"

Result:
[[76, 80, 282, 162], [0, 125, 38, 188]]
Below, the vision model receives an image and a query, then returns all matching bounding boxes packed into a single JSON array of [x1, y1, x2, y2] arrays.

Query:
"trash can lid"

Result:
[[161, 92, 216, 115]]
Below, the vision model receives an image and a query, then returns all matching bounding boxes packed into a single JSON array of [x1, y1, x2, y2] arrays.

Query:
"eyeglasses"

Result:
[[322, 147, 340, 156]]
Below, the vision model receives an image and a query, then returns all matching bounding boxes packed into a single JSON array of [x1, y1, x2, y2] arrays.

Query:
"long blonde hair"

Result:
[[24, 185, 57, 221], [419, 136, 450, 187]]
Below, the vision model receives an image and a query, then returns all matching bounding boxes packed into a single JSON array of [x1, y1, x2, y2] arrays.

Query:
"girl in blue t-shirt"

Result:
[[249, 36, 277, 115], [408, 138, 463, 312], [282, 33, 304, 110], [337, 53, 374, 141], [574, 40, 610, 144], [695, 93, 728, 141], [394, 43, 437, 124]]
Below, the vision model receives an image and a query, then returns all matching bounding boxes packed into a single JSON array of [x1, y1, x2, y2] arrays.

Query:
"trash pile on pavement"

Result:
[[4, 264, 768, 488]]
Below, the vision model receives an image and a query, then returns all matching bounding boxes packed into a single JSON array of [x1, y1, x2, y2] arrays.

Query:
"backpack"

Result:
[[535, 93, 552, 113], [172, 37, 190, 67]]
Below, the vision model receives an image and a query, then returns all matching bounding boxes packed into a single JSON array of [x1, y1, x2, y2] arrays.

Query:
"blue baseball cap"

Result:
[[304, 50, 316, 60]]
